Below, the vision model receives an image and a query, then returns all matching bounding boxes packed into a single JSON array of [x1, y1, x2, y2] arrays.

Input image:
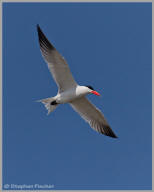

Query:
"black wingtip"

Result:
[[36, 24, 55, 51], [36, 24, 44, 37], [102, 125, 118, 139], [37, 24, 43, 35], [37, 24, 43, 39], [106, 132, 118, 139], [37, 24, 40, 31], [111, 134, 118, 139]]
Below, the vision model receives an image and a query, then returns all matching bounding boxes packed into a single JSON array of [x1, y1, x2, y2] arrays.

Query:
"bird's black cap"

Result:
[[86, 85, 94, 90]]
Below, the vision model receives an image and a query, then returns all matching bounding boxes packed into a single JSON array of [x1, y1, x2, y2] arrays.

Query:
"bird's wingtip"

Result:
[[109, 131, 118, 139], [102, 125, 118, 139], [36, 24, 55, 51], [112, 135, 118, 139], [36, 24, 41, 32]]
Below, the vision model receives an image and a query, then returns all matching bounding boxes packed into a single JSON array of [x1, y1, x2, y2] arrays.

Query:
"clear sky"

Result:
[[3, 2, 152, 190]]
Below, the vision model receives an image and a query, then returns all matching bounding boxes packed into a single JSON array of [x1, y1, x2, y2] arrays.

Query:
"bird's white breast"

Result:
[[56, 86, 89, 104]]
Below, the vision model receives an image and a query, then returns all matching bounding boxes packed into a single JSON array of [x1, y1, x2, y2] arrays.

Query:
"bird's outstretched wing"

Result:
[[70, 97, 117, 138], [37, 25, 77, 92]]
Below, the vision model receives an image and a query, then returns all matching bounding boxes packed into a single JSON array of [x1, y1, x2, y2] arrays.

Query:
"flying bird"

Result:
[[36, 25, 117, 138]]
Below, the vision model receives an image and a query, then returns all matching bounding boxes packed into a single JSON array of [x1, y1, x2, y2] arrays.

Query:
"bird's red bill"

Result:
[[91, 90, 100, 96]]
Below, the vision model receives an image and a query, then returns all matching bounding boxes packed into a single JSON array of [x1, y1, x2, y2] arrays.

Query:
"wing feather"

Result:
[[37, 25, 77, 92], [70, 97, 117, 138]]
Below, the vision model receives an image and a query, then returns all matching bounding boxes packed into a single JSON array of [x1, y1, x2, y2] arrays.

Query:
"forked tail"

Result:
[[37, 97, 58, 115]]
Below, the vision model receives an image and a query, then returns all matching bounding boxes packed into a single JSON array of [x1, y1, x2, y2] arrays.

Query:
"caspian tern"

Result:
[[37, 25, 117, 138]]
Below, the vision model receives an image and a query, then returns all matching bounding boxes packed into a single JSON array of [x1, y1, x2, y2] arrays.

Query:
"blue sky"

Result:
[[3, 3, 152, 190]]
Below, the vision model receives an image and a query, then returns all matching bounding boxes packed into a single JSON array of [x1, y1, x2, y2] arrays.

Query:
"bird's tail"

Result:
[[36, 97, 58, 115]]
